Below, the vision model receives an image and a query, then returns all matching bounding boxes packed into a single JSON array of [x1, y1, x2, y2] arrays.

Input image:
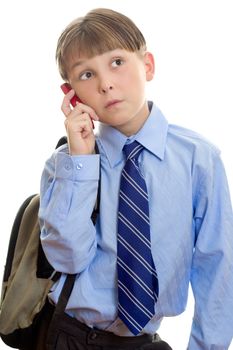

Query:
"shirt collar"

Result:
[[97, 102, 168, 168]]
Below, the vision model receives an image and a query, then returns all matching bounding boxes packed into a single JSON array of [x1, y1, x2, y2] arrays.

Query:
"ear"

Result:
[[143, 52, 155, 81]]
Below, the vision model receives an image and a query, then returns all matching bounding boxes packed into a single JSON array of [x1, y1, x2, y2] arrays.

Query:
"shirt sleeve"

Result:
[[38, 146, 100, 274], [188, 150, 233, 349]]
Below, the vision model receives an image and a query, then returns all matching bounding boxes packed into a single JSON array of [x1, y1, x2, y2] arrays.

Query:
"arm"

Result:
[[39, 146, 100, 274], [39, 88, 100, 274], [188, 151, 233, 349]]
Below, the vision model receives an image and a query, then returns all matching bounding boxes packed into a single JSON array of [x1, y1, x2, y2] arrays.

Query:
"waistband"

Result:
[[52, 307, 157, 347]]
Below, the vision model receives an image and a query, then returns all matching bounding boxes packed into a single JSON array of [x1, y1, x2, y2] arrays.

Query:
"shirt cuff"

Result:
[[54, 151, 100, 181]]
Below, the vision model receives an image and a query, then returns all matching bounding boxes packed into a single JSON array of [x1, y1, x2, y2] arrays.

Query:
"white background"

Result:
[[0, 0, 232, 349]]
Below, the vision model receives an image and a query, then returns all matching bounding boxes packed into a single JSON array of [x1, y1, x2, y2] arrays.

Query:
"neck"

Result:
[[116, 102, 150, 136]]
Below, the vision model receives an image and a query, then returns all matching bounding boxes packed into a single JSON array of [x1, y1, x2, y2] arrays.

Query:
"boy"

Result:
[[38, 8, 233, 350]]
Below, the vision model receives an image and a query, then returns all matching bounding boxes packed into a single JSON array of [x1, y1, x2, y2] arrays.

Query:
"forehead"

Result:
[[67, 48, 139, 71]]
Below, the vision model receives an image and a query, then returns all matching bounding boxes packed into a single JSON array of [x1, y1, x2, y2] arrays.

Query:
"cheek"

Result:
[[118, 72, 144, 96], [75, 84, 96, 104], [126, 66, 146, 87], [125, 71, 146, 98]]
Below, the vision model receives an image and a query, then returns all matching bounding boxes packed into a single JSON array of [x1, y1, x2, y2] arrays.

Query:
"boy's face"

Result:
[[67, 48, 154, 135]]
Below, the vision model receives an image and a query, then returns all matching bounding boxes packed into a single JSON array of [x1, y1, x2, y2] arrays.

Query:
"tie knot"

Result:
[[123, 140, 144, 161]]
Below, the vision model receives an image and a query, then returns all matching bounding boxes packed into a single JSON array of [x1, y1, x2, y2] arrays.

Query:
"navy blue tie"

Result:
[[117, 140, 159, 335]]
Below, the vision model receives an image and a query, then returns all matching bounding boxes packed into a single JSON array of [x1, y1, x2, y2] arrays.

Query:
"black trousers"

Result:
[[34, 301, 172, 350]]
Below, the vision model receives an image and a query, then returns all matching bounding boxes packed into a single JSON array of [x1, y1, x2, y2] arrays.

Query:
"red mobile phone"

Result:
[[60, 82, 82, 107], [60, 83, 94, 129]]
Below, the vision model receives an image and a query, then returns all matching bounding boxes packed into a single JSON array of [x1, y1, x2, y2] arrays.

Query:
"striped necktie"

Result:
[[117, 140, 159, 335]]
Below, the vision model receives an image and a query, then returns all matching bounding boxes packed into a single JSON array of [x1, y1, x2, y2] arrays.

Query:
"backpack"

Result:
[[0, 137, 100, 349]]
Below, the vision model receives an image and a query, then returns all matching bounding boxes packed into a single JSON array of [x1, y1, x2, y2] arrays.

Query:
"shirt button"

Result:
[[76, 163, 83, 170], [65, 164, 71, 170]]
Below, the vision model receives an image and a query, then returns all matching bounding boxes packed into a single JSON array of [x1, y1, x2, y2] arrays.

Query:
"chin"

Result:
[[100, 116, 130, 127]]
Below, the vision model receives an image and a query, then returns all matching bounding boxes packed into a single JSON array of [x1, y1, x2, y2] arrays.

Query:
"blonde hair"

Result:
[[56, 8, 147, 80]]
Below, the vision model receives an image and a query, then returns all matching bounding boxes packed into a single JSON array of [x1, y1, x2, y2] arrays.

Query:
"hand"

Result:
[[61, 89, 99, 155]]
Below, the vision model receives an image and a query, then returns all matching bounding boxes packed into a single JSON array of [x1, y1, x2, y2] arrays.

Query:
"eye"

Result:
[[79, 71, 93, 80], [111, 58, 124, 68]]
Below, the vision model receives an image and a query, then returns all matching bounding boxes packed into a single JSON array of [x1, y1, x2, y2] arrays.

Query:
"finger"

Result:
[[81, 114, 95, 130], [73, 103, 99, 122], [73, 104, 99, 129], [78, 116, 94, 133], [75, 113, 95, 130], [70, 122, 93, 140], [61, 89, 76, 117], [66, 113, 94, 134]]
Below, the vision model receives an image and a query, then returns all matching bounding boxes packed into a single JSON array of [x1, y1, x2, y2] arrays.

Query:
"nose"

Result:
[[98, 74, 113, 94], [101, 85, 113, 93]]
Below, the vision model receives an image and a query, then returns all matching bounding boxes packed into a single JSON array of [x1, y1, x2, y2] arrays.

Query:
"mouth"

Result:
[[105, 99, 122, 109]]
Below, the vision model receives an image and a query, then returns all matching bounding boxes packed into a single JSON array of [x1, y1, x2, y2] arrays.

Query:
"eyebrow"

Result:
[[70, 60, 86, 70], [69, 49, 125, 71]]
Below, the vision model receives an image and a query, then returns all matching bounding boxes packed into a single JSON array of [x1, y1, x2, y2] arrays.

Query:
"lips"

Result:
[[105, 99, 122, 108]]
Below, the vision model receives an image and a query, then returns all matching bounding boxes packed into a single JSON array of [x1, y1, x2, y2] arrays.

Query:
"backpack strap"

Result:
[[53, 274, 77, 316], [45, 274, 77, 349], [55, 136, 68, 149]]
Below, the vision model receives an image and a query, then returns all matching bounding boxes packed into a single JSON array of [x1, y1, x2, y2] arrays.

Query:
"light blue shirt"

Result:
[[39, 102, 233, 349]]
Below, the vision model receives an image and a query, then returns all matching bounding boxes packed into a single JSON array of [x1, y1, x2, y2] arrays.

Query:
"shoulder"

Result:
[[166, 124, 224, 190], [167, 124, 220, 159]]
